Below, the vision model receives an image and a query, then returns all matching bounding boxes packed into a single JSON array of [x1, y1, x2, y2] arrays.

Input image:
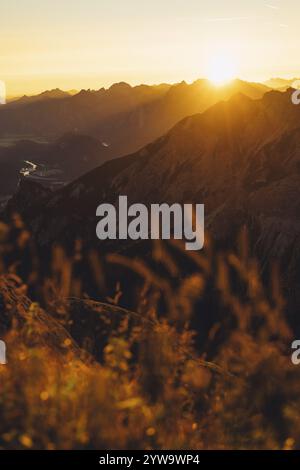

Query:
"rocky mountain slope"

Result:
[[6, 89, 300, 311]]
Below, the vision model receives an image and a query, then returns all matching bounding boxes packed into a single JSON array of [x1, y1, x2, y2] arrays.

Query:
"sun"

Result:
[[207, 54, 237, 86]]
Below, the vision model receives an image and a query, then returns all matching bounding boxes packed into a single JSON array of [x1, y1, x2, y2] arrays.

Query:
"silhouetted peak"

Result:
[[109, 82, 132, 91]]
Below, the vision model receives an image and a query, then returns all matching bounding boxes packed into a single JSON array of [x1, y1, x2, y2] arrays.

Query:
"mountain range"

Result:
[[7, 88, 75, 106], [3, 84, 300, 326], [2, 75, 300, 287], [0, 79, 272, 196], [265, 77, 300, 90], [6, 87, 299, 261], [0, 79, 270, 159]]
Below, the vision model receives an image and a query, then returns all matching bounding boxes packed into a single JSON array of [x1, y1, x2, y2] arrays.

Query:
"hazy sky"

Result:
[[1, 0, 300, 95]]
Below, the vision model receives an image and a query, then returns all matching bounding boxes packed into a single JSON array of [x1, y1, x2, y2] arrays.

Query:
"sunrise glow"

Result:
[[207, 54, 237, 85]]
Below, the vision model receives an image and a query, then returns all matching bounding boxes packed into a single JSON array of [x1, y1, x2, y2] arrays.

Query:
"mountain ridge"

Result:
[[5, 88, 300, 315], [0, 79, 271, 160]]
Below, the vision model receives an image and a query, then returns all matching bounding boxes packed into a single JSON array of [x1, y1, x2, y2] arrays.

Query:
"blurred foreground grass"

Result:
[[0, 216, 300, 450]]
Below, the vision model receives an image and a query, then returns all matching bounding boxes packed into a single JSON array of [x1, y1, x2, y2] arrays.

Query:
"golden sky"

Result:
[[1, 0, 300, 96]]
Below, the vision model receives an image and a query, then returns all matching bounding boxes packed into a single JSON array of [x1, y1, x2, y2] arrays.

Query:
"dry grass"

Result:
[[0, 218, 300, 450]]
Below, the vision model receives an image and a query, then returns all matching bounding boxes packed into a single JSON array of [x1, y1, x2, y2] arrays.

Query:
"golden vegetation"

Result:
[[0, 217, 299, 450]]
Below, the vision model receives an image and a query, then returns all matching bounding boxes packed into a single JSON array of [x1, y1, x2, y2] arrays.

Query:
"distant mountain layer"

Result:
[[7, 88, 73, 107], [0, 80, 271, 160], [265, 78, 300, 90]]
